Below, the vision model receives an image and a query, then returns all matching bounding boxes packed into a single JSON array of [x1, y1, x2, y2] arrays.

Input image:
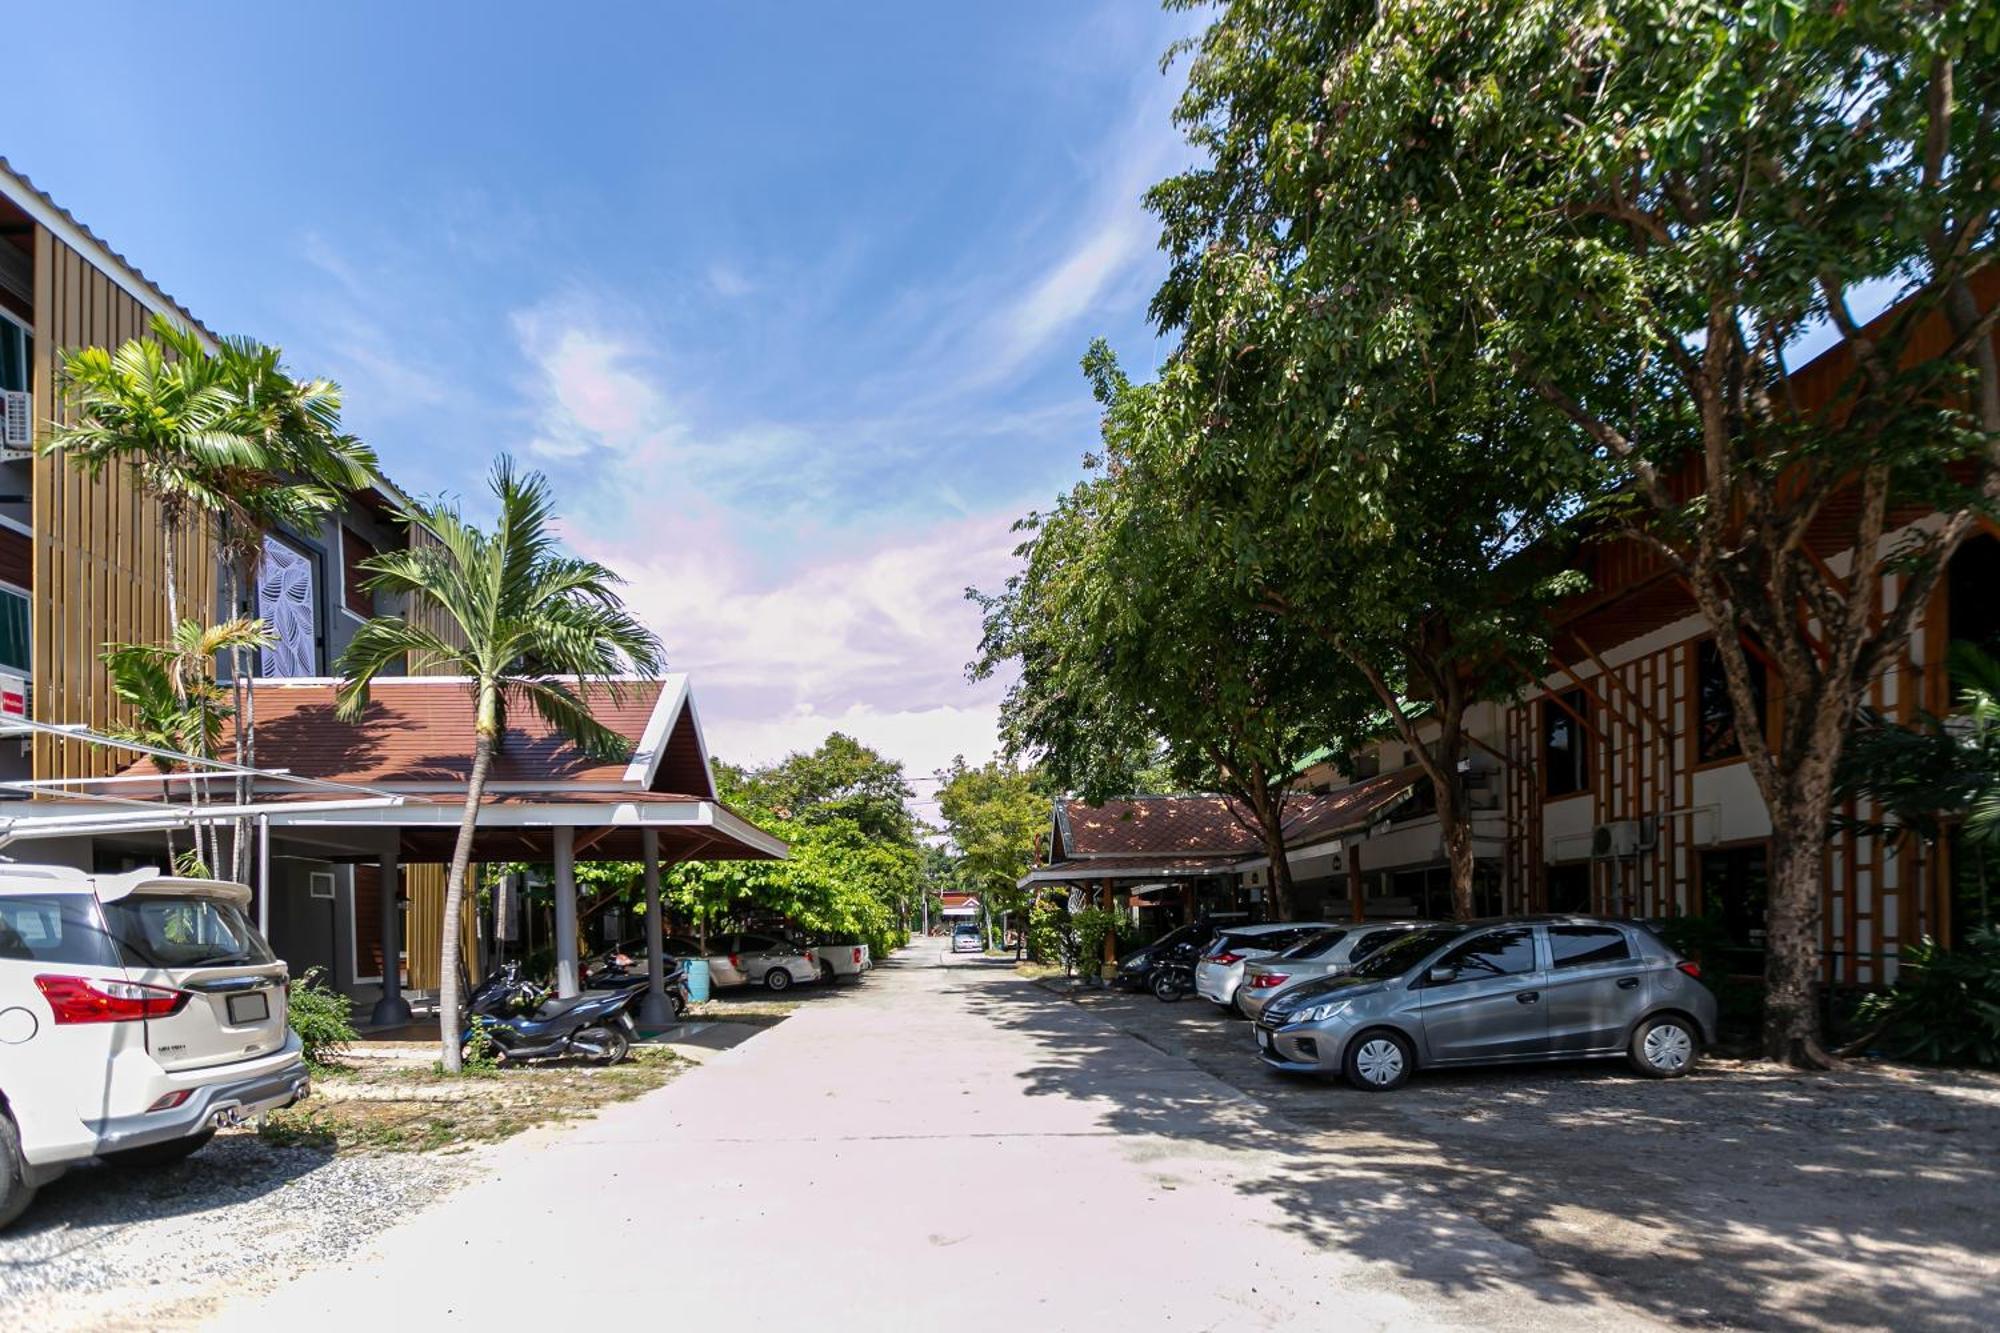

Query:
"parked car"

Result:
[[951, 923, 984, 953], [804, 937, 872, 983], [704, 934, 819, 992], [1234, 920, 1433, 1021], [1111, 915, 1249, 991], [0, 866, 311, 1229], [1194, 923, 1339, 1009], [1254, 916, 1718, 1091]]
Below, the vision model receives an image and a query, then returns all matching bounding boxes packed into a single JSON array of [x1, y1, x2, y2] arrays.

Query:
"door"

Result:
[[1541, 924, 1648, 1053], [1416, 927, 1547, 1063], [100, 888, 289, 1073]]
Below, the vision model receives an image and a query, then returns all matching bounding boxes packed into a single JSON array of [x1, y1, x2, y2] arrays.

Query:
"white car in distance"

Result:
[[0, 866, 310, 1229]]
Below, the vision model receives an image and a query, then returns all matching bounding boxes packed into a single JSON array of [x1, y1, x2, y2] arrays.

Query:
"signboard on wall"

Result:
[[0, 672, 24, 718]]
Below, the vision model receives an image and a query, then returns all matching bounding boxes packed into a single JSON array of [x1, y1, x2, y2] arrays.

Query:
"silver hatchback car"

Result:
[[1235, 920, 1433, 1021], [1255, 917, 1718, 1091]]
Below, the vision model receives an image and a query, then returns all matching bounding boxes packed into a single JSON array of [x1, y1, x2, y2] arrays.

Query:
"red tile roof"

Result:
[[1053, 768, 1427, 861], [1279, 767, 1427, 850], [117, 677, 714, 797]]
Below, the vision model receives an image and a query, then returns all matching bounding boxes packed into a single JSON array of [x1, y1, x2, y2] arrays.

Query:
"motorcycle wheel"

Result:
[[1152, 973, 1187, 1002], [574, 1026, 629, 1066]]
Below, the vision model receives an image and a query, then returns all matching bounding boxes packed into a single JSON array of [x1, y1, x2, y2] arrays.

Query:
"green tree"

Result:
[[936, 757, 1048, 955], [335, 458, 662, 1072], [1149, 0, 2000, 1061], [975, 347, 1379, 920]]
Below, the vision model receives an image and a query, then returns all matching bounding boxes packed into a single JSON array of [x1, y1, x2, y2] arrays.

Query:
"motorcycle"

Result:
[[584, 952, 691, 1021], [1150, 950, 1196, 1002], [463, 963, 644, 1065]]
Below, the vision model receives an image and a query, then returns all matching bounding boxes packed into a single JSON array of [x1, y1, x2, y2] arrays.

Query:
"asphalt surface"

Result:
[[200, 945, 1666, 1332]]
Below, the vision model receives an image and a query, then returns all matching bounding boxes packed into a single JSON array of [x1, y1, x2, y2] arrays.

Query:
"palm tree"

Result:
[[336, 458, 663, 1071], [43, 315, 256, 628]]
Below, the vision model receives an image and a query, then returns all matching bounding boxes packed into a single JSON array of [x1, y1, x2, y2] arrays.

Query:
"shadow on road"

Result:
[[959, 970, 2000, 1333]]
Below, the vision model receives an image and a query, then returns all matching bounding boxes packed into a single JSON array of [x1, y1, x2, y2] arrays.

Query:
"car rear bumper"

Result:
[[89, 1054, 311, 1157], [1194, 965, 1236, 1004]]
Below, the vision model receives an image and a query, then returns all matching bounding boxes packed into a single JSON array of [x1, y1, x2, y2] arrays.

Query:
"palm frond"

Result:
[[334, 618, 471, 720]]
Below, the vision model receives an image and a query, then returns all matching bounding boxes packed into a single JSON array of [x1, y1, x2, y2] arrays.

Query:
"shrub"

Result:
[[1068, 908, 1133, 981], [1855, 927, 2000, 1067], [287, 966, 357, 1069]]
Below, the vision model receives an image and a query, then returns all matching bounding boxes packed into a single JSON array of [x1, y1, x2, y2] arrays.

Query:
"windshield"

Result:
[[1347, 925, 1464, 980], [1276, 929, 1347, 961], [101, 893, 274, 970]]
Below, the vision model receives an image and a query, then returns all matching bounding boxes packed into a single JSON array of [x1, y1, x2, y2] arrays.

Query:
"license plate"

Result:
[[1256, 1028, 1272, 1050], [227, 992, 270, 1025]]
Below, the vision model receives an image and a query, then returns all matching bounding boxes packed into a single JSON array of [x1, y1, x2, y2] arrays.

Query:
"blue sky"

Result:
[[10, 2, 1198, 814]]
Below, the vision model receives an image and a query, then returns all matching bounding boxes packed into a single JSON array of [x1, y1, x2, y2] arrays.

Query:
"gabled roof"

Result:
[[1054, 795, 1265, 860], [1280, 767, 1427, 852], [118, 674, 717, 799]]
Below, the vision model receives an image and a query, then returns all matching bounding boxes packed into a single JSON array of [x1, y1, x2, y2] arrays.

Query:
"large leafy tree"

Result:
[[935, 757, 1049, 953], [975, 347, 1378, 920], [1156, 0, 2000, 1063], [336, 458, 662, 1072]]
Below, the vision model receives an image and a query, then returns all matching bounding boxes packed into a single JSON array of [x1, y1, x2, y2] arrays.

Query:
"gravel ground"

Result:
[[0, 1128, 478, 1330], [1016, 977, 2000, 1332]]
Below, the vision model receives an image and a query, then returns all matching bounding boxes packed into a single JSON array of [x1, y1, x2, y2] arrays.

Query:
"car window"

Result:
[[101, 894, 273, 969], [661, 939, 700, 958], [0, 893, 119, 966], [1277, 929, 1347, 961], [1549, 925, 1632, 969], [739, 935, 778, 952], [1350, 925, 1466, 979], [1434, 928, 1537, 980], [1349, 929, 1408, 963]]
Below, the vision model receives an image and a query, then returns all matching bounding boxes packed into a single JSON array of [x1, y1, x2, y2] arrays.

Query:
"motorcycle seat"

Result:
[[532, 994, 600, 1018]]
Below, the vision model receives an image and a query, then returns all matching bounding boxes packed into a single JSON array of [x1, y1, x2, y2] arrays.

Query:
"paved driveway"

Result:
[[202, 945, 1665, 1331]]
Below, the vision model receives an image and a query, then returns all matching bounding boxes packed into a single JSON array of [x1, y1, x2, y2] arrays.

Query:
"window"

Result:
[[0, 317, 28, 393], [1541, 688, 1590, 796], [100, 894, 273, 969], [1433, 927, 1537, 980], [1696, 638, 1767, 764], [257, 535, 320, 677], [1699, 846, 1769, 975], [1548, 925, 1631, 969], [0, 585, 27, 675], [1277, 929, 1346, 961], [1350, 928, 1412, 963], [0, 894, 117, 966], [341, 527, 379, 619], [1544, 863, 1592, 914]]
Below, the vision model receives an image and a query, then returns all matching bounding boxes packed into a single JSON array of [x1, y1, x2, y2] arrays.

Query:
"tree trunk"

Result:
[[437, 686, 498, 1074], [162, 518, 182, 632], [1434, 775, 1476, 920], [1763, 812, 1837, 1066], [1261, 814, 1296, 921]]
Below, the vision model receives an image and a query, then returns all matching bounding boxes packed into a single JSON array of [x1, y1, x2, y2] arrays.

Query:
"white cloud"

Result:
[[706, 262, 754, 299]]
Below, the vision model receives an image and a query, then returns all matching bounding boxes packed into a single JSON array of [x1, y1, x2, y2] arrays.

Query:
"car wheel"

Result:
[[1343, 1030, 1415, 1092], [765, 968, 794, 993], [819, 961, 836, 984], [575, 1026, 629, 1065], [100, 1126, 216, 1170], [0, 1108, 35, 1230], [1629, 1014, 1699, 1078]]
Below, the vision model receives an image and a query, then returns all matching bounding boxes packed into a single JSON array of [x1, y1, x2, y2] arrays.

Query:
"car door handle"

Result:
[[1616, 977, 1640, 990], [1516, 991, 1540, 1005]]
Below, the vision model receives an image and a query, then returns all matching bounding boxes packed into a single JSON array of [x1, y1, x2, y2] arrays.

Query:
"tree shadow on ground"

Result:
[[958, 974, 2000, 1332]]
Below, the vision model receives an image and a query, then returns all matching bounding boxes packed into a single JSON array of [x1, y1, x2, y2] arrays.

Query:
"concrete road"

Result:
[[206, 945, 1660, 1331]]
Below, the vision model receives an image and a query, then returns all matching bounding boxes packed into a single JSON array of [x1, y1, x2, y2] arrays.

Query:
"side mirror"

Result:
[[1426, 965, 1458, 985]]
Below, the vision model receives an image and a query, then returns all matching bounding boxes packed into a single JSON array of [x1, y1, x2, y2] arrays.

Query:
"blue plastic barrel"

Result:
[[685, 958, 711, 1004]]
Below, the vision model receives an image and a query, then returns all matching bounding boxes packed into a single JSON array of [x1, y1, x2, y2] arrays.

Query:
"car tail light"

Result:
[[852, 948, 863, 965], [1250, 973, 1288, 989], [35, 974, 190, 1024], [728, 955, 742, 970], [1677, 960, 1702, 980], [1213, 953, 1244, 966], [147, 1090, 193, 1112]]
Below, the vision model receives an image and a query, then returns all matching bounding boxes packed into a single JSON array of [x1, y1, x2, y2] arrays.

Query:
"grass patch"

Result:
[[1014, 960, 1067, 981], [261, 1047, 680, 1155]]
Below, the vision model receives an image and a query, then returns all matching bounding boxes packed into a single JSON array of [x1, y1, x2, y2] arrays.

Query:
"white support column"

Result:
[[368, 833, 412, 1026], [256, 815, 272, 937], [638, 829, 673, 1026], [553, 825, 580, 998]]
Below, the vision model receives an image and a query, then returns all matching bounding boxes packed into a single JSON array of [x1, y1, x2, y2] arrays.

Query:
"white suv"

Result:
[[0, 866, 310, 1228]]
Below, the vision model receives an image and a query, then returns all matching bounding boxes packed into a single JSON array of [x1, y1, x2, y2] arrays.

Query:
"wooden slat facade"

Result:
[[29, 225, 218, 785]]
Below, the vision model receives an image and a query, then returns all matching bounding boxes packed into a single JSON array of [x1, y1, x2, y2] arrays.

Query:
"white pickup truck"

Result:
[[806, 938, 872, 984]]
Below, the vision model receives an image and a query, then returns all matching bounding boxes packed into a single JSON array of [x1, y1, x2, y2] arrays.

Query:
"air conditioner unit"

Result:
[[1, 390, 30, 454], [1590, 817, 1658, 859]]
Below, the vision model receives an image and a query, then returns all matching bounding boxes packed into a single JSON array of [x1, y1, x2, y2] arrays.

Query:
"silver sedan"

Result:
[[1234, 920, 1433, 1021], [1255, 917, 1719, 1091]]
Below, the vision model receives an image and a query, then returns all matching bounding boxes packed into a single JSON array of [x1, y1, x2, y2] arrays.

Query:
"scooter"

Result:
[[463, 965, 644, 1065], [584, 953, 691, 1021], [1151, 950, 1196, 1002]]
